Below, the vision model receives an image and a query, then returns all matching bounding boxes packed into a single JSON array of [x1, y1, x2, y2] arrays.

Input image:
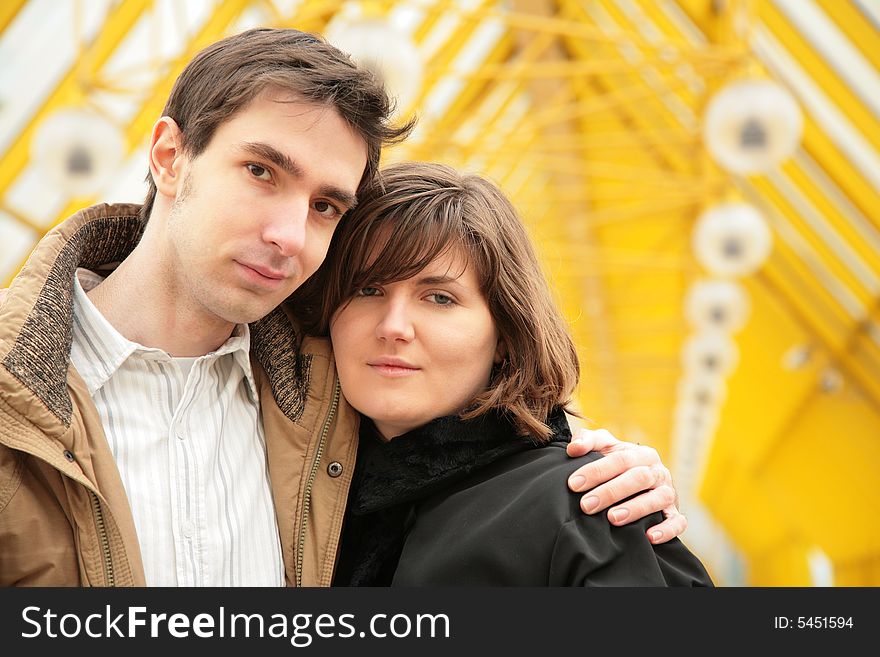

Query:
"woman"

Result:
[[298, 162, 712, 586]]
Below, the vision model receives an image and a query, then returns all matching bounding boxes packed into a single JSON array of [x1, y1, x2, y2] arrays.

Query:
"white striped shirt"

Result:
[[70, 268, 284, 586]]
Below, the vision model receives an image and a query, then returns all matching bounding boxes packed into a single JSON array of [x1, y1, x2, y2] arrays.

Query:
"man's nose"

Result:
[[263, 201, 308, 257]]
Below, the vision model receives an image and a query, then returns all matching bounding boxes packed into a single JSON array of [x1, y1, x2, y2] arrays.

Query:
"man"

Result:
[[0, 27, 683, 586]]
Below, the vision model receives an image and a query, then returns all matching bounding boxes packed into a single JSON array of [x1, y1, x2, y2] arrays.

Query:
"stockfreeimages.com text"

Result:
[[21, 605, 450, 646]]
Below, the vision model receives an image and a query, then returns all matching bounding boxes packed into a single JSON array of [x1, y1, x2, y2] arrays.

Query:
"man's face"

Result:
[[162, 90, 368, 326]]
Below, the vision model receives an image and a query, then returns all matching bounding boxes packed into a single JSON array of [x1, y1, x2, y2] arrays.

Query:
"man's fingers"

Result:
[[603, 483, 677, 524], [646, 508, 688, 544], [568, 447, 663, 492], [566, 427, 621, 457], [576, 463, 670, 516]]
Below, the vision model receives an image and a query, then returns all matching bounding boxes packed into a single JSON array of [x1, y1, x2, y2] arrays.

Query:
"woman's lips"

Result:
[[368, 359, 420, 377]]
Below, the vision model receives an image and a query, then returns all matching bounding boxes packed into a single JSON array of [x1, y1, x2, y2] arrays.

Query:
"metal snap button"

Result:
[[327, 461, 343, 478]]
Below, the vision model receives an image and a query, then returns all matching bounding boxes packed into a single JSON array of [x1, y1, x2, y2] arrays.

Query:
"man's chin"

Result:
[[212, 302, 279, 327]]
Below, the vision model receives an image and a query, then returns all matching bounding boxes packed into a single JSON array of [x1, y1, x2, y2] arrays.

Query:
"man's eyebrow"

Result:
[[321, 185, 358, 212], [238, 141, 358, 210], [239, 141, 300, 177]]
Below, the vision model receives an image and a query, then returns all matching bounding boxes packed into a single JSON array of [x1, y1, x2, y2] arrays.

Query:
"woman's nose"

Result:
[[374, 300, 415, 342]]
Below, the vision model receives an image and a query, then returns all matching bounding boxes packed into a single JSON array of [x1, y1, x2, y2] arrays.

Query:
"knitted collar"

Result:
[[348, 408, 571, 515]]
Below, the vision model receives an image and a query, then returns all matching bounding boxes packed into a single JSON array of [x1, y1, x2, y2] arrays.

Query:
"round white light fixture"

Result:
[[678, 372, 727, 408], [673, 402, 717, 437], [324, 18, 423, 117], [781, 344, 812, 371], [682, 332, 740, 377], [819, 368, 843, 394], [703, 78, 803, 175], [693, 202, 773, 277], [685, 279, 750, 333], [31, 108, 125, 198]]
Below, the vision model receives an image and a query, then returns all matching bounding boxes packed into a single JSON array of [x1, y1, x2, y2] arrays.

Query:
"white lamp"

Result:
[[685, 279, 750, 333], [693, 202, 772, 277], [682, 332, 740, 377], [678, 372, 727, 408], [324, 18, 423, 117], [31, 108, 125, 198], [703, 78, 803, 175]]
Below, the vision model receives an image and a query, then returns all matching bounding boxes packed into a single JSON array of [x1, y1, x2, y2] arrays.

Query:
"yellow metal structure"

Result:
[[1, 0, 878, 585]]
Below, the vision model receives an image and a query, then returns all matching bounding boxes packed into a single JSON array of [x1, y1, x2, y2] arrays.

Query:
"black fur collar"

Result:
[[333, 408, 570, 586], [349, 408, 571, 515]]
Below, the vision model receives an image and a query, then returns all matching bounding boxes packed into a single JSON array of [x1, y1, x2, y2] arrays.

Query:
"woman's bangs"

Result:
[[351, 208, 465, 288]]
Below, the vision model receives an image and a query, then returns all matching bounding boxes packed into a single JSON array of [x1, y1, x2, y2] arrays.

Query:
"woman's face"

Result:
[[330, 248, 504, 440]]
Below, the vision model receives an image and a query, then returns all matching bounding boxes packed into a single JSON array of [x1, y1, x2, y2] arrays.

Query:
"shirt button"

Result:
[[175, 428, 186, 441], [63, 450, 75, 462], [327, 461, 343, 478], [182, 521, 195, 539]]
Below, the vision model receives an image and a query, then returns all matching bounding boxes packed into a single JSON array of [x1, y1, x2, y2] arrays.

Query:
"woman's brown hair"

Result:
[[293, 162, 580, 441]]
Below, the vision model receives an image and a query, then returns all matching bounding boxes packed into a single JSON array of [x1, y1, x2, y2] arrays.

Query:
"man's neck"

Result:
[[86, 245, 236, 358]]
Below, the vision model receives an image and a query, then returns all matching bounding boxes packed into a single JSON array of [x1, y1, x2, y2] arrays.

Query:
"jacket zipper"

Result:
[[296, 377, 340, 587], [90, 492, 115, 586]]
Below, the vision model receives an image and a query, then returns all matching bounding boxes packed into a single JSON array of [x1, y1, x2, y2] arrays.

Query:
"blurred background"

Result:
[[1, 0, 878, 586]]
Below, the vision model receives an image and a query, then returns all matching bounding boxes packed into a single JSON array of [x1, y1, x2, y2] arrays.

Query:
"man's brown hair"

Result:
[[140, 27, 414, 220], [294, 161, 581, 440]]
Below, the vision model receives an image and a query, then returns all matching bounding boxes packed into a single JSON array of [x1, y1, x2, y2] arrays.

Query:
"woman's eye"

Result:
[[246, 163, 271, 181], [428, 293, 455, 306], [313, 200, 342, 219], [357, 287, 381, 297]]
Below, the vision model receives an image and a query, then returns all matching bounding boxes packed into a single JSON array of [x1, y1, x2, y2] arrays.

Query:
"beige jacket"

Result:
[[0, 203, 359, 586]]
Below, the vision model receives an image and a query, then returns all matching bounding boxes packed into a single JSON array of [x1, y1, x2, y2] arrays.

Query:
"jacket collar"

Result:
[[1, 204, 146, 428], [349, 408, 571, 515], [1, 203, 308, 431]]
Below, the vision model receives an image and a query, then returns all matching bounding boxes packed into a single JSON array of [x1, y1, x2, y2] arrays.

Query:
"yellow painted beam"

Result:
[[0, 0, 152, 200], [749, 176, 874, 309], [400, 1, 511, 162], [781, 159, 880, 276], [815, 0, 880, 70], [797, 115, 880, 225], [0, 0, 27, 36], [758, 0, 880, 153]]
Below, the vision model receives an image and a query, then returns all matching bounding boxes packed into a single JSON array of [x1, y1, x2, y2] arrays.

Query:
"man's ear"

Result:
[[494, 338, 508, 365], [148, 117, 185, 198]]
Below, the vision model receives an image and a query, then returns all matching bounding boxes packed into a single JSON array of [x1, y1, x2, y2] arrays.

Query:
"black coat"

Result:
[[333, 409, 713, 587]]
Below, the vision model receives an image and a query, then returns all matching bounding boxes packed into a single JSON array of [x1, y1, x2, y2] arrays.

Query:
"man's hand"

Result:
[[567, 428, 687, 545]]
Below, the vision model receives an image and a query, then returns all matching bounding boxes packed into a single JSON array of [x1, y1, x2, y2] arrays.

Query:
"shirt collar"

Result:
[[71, 268, 140, 395], [71, 268, 259, 402], [218, 323, 260, 403]]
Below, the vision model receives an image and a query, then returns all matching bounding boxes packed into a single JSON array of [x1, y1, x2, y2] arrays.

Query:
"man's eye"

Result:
[[246, 163, 271, 181], [313, 200, 342, 218]]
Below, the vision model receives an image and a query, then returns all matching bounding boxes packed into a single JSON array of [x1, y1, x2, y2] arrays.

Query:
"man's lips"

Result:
[[238, 261, 286, 280], [235, 260, 289, 286]]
